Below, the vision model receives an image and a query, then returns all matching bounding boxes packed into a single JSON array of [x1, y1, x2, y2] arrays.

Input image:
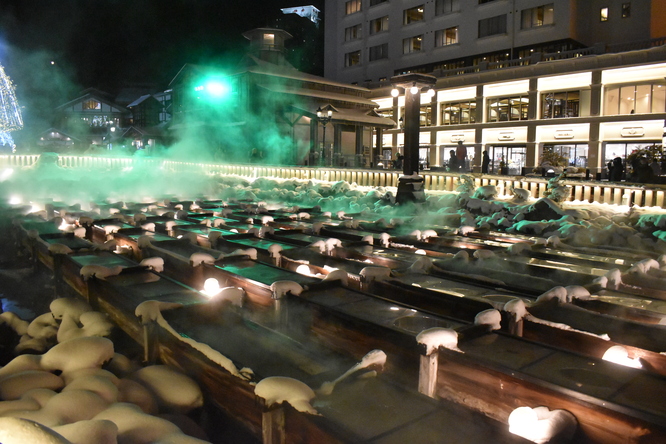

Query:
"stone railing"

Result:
[[2, 154, 665, 208]]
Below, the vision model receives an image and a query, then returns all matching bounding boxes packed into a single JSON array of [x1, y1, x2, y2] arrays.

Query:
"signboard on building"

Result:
[[621, 127, 645, 137], [554, 129, 574, 139]]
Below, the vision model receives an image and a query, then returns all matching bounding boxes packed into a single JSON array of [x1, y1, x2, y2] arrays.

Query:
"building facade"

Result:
[[324, 0, 666, 176], [369, 47, 666, 176], [325, 0, 666, 86]]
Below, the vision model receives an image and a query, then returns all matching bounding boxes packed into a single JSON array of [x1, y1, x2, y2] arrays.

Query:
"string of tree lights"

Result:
[[0, 63, 23, 150]]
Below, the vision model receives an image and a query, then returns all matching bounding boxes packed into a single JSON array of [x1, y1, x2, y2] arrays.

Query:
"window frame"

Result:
[[521, 4, 554, 29], [622, 3, 631, 18], [600, 7, 609, 22], [399, 104, 433, 126], [345, 0, 362, 15], [487, 95, 529, 122], [403, 5, 425, 25], [369, 15, 389, 34], [344, 50, 362, 67], [478, 14, 507, 38], [435, 0, 459, 15], [440, 100, 477, 125], [402, 35, 424, 54], [83, 99, 102, 110], [344, 24, 363, 42], [603, 82, 666, 115], [435, 26, 459, 47], [540, 90, 581, 119], [369, 43, 389, 62]]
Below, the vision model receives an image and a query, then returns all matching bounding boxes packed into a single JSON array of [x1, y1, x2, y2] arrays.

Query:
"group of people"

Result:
[[607, 156, 663, 183], [447, 141, 473, 172]]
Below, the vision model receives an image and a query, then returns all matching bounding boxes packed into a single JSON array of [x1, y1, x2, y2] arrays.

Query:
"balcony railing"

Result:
[[2, 154, 666, 209], [419, 37, 666, 81]]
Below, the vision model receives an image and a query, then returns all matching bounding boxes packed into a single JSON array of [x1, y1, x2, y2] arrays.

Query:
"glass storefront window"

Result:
[[399, 105, 433, 126], [487, 96, 529, 122], [440, 145, 474, 171], [604, 82, 666, 115], [635, 84, 651, 114], [541, 91, 580, 118], [542, 144, 588, 168], [440, 100, 476, 125], [619, 85, 635, 114], [489, 145, 526, 175]]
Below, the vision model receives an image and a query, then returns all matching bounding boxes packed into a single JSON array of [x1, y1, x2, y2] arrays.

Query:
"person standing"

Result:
[[482, 150, 490, 173], [610, 157, 624, 182], [456, 141, 466, 172], [448, 150, 457, 172]]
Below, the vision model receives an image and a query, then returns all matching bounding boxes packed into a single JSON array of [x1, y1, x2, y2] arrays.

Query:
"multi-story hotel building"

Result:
[[325, 0, 666, 176]]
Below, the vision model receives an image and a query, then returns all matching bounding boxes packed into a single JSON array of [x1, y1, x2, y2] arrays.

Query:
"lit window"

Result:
[[403, 35, 423, 54], [622, 3, 631, 18], [345, 50, 361, 67], [604, 83, 666, 115], [82, 100, 101, 110], [399, 105, 433, 126], [435, 27, 459, 47], [370, 16, 389, 34], [441, 100, 477, 125], [521, 4, 554, 29], [600, 7, 609, 21], [345, 24, 362, 41], [369, 43, 389, 61], [478, 14, 507, 38], [436, 0, 459, 15], [345, 0, 361, 15], [541, 91, 581, 119], [487, 95, 529, 122], [404, 5, 425, 25]]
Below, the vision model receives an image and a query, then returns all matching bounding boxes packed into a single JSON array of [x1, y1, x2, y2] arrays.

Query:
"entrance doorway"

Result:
[[489, 145, 526, 175]]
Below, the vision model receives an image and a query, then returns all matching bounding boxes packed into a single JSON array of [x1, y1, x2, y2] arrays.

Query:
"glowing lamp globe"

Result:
[[391, 88, 400, 97], [202, 278, 222, 298]]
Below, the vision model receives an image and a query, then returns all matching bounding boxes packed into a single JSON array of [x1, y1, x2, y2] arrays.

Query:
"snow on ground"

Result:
[[0, 298, 212, 444], [0, 336, 211, 444]]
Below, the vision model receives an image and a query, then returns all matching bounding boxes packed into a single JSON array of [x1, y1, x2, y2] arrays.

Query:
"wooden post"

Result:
[[262, 405, 286, 444], [142, 321, 159, 364], [507, 313, 524, 337], [418, 351, 439, 398]]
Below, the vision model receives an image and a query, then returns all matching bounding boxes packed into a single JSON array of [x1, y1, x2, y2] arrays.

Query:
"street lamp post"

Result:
[[317, 107, 332, 166], [390, 73, 437, 204]]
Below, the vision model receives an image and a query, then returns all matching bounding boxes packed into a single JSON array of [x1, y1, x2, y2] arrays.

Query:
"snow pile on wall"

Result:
[[0, 336, 211, 443], [254, 376, 318, 415]]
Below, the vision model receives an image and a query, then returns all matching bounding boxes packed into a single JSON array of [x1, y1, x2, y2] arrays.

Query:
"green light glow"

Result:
[[194, 78, 232, 101], [205, 81, 230, 97]]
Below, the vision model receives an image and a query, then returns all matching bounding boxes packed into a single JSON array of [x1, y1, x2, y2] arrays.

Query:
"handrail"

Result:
[[1, 155, 665, 208]]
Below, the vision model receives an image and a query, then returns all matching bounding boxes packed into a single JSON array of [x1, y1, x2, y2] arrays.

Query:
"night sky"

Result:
[[0, 0, 324, 124]]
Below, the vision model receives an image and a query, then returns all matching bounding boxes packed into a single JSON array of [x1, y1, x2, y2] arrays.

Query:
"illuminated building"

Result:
[[323, 1, 666, 175]]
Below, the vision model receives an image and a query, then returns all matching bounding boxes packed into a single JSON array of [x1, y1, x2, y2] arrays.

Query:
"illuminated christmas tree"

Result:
[[0, 63, 23, 150]]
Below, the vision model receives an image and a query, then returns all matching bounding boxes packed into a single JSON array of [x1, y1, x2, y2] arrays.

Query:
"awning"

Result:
[[259, 84, 378, 107], [292, 105, 396, 129]]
